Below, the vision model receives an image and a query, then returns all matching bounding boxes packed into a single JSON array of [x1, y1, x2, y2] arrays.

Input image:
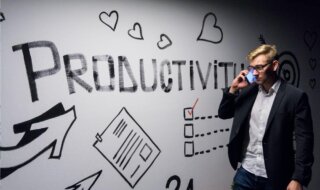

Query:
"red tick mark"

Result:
[[188, 98, 199, 116]]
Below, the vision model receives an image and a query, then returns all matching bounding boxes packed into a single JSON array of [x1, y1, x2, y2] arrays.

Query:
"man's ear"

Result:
[[272, 60, 280, 71]]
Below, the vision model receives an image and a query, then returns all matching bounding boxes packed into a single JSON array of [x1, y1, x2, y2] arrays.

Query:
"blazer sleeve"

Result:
[[291, 92, 314, 186], [218, 88, 238, 119]]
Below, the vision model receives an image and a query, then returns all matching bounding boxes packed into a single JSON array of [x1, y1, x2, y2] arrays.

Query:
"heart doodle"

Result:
[[304, 30, 318, 51], [309, 78, 316, 89], [197, 12, 223, 44], [128, 22, 144, 40], [309, 58, 317, 71], [157, 34, 172, 50], [99, 10, 119, 31], [0, 12, 5, 22]]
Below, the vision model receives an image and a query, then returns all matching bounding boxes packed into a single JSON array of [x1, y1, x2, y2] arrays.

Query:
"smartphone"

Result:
[[245, 68, 256, 84]]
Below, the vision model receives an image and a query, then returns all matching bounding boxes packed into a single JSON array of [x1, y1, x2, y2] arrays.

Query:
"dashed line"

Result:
[[194, 115, 219, 120], [194, 128, 230, 138], [194, 144, 229, 156]]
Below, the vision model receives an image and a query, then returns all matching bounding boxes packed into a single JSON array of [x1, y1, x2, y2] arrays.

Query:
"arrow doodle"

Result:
[[0, 103, 77, 179], [66, 170, 102, 190]]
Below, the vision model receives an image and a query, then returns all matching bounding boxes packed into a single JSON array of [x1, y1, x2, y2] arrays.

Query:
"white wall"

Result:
[[1, 0, 319, 190]]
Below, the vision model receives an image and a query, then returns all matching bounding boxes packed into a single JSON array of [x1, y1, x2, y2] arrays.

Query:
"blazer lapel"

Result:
[[265, 81, 286, 133]]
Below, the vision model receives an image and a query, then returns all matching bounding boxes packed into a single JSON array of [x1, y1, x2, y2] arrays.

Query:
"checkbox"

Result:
[[184, 124, 194, 138], [184, 107, 193, 120], [184, 141, 194, 157]]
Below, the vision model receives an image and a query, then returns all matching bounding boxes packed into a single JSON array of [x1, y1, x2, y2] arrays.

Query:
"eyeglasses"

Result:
[[247, 61, 272, 72]]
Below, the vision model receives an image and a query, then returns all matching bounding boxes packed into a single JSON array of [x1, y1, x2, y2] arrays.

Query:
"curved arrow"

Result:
[[0, 103, 77, 179]]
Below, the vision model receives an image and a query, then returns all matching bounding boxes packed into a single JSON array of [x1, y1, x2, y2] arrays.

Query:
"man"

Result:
[[218, 44, 314, 190]]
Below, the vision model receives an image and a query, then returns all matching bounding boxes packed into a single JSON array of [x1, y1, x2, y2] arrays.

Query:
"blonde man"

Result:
[[218, 44, 314, 190]]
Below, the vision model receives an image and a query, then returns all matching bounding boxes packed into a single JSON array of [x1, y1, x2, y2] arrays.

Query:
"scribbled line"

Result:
[[194, 144, 228, 156], [65, 170, 102, 190], [194, 128, 230, 138]]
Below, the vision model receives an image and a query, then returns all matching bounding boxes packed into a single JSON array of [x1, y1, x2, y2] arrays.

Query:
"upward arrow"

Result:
[[66, 170, 102, 190], [0, 103, 77, 179]]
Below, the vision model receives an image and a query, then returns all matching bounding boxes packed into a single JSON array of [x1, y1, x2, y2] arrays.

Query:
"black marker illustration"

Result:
[[0, 12, 5, 22], [0, 103, 77, 179], [99, 10, 119, 31], [304, 30, 318, 51], [277, 51, 300, 87], [157, 34, 172, 49], [66, 170, 102, 190], [309, 78, 316, 89], [166, 175, 194, 190], [309, 58, 317, 71], [183, 100, 228, 157], [128, 22, 144, 40], [93, 107, 161, 188], [197, 12, 223, 44]]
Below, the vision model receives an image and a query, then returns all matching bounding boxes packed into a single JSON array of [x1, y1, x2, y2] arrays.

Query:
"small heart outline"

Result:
[[128, 22, 144, 40], [99, 10, 119, 31], [157, 34, 172, 50]]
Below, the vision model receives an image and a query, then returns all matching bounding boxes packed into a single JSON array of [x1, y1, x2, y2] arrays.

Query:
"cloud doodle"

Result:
[[99, 10, 119, 31], [304, 30, 318, 51], [128, 22, 144, 40], [157, 34, 172, 50], [197, 12, 223, 44]]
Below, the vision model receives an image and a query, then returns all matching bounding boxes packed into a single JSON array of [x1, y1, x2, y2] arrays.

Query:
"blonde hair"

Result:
[[246, 44, 277, 62]]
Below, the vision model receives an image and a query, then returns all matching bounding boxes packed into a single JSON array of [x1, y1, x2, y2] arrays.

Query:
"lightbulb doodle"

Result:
[[93, 107, 161, 188]]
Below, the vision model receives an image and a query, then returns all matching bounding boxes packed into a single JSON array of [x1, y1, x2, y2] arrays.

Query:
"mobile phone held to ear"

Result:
[[245, 68, 256, 84]]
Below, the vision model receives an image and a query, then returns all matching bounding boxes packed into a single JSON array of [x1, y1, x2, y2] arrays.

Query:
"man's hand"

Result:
[[287, 180, 303, 190], [229, 70, 249, 94]]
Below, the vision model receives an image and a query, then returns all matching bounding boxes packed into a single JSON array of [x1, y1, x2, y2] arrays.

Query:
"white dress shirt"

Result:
[[242, 80, 281, 178]]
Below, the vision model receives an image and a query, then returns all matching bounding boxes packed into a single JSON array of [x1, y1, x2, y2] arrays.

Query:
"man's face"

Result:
[[249, 54, 277, 85]]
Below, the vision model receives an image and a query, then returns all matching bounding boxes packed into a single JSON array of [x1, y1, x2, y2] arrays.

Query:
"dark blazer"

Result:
[[218, 80, 314, 190]]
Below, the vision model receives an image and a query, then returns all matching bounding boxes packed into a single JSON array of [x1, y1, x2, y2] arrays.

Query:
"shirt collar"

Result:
[[259, 79, 281, 95]]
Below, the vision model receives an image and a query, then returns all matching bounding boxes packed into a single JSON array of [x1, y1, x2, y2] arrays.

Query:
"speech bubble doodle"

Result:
[[309, 78, 316, 89], [309, 58, 317, 71], [157, 34, 172, 50], [99, 10, 119, 31], [197, 12, 223, 44], [304, 30, 318, 51], [0, 12, 5, 22], [128, 22, 144, 40]]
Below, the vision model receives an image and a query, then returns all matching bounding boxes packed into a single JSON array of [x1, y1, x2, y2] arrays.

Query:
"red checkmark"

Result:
[[188, 98, 199, 116]]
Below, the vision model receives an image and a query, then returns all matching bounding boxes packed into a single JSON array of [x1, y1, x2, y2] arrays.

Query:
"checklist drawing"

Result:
[[93, 107, 161, 188]]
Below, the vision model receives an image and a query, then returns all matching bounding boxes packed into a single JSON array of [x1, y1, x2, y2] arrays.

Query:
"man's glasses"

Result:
[[247, 61, 272, 72]]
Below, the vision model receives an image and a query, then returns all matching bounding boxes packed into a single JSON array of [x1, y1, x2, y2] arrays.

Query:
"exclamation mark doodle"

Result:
[[0, 12, 5, 22]]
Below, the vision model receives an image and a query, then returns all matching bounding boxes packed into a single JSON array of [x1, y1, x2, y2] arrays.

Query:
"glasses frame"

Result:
[[247, 60, 273, 72]]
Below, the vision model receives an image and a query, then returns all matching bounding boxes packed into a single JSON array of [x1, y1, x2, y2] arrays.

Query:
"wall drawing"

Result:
[[197, 12, 223, 44], [0, 103, 77, 179], [304, 30, 318, 51], [93, 107, 161, 188], [183, 99, 229, 157], [128, 22, 144, 40], [66, 170, 102, 190], [157, 34, 173, 50], [99, 10, 119, 31], [0, 12, 5, 22]]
